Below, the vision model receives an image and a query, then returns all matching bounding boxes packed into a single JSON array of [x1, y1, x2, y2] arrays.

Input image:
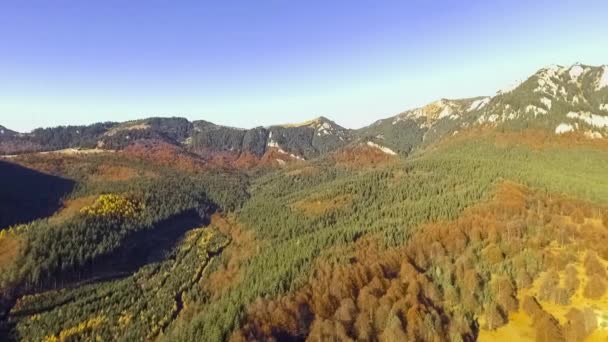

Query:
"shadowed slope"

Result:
[[0, 160, 75, 229]]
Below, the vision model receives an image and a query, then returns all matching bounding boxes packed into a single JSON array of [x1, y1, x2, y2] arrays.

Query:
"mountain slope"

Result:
[[357, 64, 608, 155], [477, 64, 608, 136], [0, 117, 354, 163], [357, 97, 490, 154]]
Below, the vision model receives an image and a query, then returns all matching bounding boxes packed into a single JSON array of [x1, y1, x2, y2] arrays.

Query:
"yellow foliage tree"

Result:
[[80, 194, 144, 218]]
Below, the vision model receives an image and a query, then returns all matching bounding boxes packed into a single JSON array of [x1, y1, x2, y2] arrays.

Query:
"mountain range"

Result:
[[2, 63, 607, 166]]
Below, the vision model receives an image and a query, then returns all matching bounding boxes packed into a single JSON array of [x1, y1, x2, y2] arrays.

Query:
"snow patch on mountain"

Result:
[[409, 108, 427, 120], [534, 65, 563, 96], [525, 105, 548, 117], [568, 64, 585, 81], [267, 140, 280, 148], [535, 78, 558, 96], [540, 97, 552, 110], [267, 131, 280, 148], [316, 122, 334, 136], [366, 141, 397, 155], [272, 146, 305, 160], [437, 106, 454, 119], [600, 104, 608, 112], [289, 153, 305, 161], [468, 97, 490, 112], [555, 123, 574, 134], [478, 113, 500, 124], [566, 111, 608, 128]]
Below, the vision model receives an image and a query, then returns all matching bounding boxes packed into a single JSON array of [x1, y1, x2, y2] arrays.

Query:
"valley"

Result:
[[0, 63, 608, 341]]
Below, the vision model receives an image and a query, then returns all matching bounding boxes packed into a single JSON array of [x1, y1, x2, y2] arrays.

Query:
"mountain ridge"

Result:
[[2, 63, 607, 160]]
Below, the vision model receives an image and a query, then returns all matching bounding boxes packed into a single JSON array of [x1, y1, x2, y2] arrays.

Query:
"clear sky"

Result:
[[1, 0, 607, 132]]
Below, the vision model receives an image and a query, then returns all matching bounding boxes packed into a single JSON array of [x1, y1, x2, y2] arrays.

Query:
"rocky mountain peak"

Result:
[[471, 64, 608, 139]]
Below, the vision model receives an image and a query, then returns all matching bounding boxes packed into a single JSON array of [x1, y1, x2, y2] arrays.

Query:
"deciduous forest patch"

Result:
[[234, 182, 608, 341]]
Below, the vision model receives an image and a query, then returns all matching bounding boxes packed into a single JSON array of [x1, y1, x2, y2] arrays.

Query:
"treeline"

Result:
[[29, 123, 116, 150], [0, 117, 195, 154], [0, 122, 117, 155]]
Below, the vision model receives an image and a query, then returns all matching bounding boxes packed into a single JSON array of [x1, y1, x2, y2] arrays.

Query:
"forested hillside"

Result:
[[1, 64, 608, 341]]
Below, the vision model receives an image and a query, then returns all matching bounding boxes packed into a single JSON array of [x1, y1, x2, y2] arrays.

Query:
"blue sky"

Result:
[[1, 0, 607, 132]]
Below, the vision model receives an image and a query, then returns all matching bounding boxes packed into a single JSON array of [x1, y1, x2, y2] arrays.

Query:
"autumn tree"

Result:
[[563, 308, 597, 342], [492, 276, 518, 313], [379, 315, 407, 342], [564, 264, 579, 295], [584, 251, 607, 278], [535, 313, 565, 342], [584, 274, 607, 299], [484, 304, 506, 330], [571, 208, 585, 225]]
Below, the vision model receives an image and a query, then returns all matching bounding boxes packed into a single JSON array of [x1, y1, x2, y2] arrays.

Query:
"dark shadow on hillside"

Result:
[[0, 321, 15, 342], [0, 160, 75, 229], [45, 210, 207, 291]]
